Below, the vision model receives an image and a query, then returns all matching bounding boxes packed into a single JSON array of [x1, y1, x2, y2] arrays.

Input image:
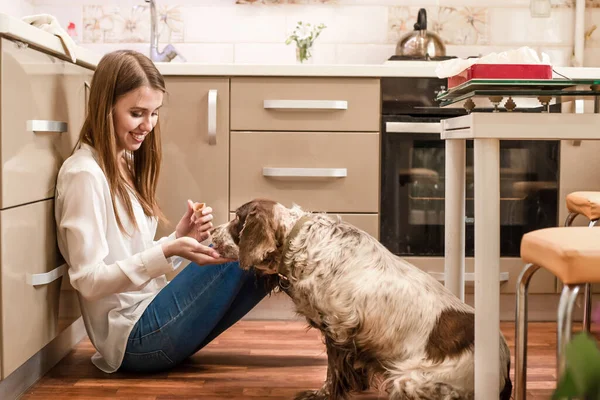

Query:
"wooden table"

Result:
[[441, 112, 600, 399]]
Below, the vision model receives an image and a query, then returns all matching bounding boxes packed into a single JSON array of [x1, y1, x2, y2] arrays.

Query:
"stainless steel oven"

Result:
[[379, 76, 560, 258]]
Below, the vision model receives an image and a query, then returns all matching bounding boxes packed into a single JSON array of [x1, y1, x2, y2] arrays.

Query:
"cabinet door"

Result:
[[155, 77, 230, 241], [230, 131, 379, 213], [0, 38, 89, 209], [1, 200, 66, 378]]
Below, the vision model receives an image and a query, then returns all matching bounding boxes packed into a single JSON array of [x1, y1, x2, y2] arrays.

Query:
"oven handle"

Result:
[[385, 122, 441, 134]]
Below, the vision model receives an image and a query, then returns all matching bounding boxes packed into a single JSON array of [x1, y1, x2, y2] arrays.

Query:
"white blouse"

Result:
[[54, 144, 187, 373]]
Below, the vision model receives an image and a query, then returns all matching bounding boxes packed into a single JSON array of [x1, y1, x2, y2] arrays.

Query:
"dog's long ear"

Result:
[[238, 208, 278, 271]]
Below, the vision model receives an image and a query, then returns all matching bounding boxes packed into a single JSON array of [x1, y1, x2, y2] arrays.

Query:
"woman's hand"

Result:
[[175, 200, 214, 242], [162, 237, 234, 266]]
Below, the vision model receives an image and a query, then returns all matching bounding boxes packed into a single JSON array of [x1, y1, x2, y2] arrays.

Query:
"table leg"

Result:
[[474, 138, 500, 399], [444, 139, 466, 301]]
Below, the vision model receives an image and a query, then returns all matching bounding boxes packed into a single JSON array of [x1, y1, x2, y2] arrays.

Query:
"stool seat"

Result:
[[521, 227, 600, 284], [566, 191, 600, 221]]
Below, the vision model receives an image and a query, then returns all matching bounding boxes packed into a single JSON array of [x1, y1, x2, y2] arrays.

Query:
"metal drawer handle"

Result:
[[385, 122, 441, 134], [27, 264, 67, 286], [208, 89, 217, 145], [27, 120, 68, 133], [263, 100, 348, 110], [428, 271, 509, 283], [263, 167, 347, 178]]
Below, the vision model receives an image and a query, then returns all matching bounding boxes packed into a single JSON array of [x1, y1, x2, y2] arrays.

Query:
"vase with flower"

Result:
[[285, 21, 326, 64]]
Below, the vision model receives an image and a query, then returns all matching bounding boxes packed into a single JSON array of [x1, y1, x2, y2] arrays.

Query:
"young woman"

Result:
[[55, 50, 271, 374]]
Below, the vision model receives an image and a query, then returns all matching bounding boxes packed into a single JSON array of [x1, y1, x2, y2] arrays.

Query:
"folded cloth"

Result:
[[21, 14, 77, 63]]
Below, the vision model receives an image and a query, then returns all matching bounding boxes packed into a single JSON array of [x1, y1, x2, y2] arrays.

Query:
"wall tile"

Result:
[[28, 5, 83, 42], [284, 6, 388, 44], [584, 47, 600, 65], [444, 44, 534, 58], [183, 6, 287, 43], [234, 43, 296, 63], [233, 42, 334, 65], [538, 45, 573, 65], [489, 8, 574, 45], [336, 43, 396, 63], [440, 0, 574, 5], [16, 0, 593, 66], [81, 42, 151, 56], [0, 0, 35, 17], [234, 0, 339, 4], [82, 4, 183, 44], [342, 0, 437, 5], [171, 43, 235, 63], [388, 6, 489, 46], [585, 8, 600, 47]]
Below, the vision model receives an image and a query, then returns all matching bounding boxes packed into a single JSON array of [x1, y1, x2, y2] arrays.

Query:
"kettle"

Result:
[[395, 8, 446, 59]]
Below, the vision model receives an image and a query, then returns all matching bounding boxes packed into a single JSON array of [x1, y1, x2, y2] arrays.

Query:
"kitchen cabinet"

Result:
[[229, 77, 381, 217], [0, 37, 91, 379], [155, 77, 230, 252]]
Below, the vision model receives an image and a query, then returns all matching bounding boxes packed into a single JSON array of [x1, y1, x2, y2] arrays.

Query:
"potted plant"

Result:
[[285, 21, 326, 64], [553, 304, 600, 399]]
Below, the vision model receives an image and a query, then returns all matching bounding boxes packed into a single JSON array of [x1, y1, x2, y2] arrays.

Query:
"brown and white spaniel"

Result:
[[210, 199, 512, 400]]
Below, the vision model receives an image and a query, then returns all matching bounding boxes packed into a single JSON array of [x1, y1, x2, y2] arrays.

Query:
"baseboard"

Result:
[[243, 291, 304, 321], [243, 292, 587, 323], [1, 317, 87, 400]]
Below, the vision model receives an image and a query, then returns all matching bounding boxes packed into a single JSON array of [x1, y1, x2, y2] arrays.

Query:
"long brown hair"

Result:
[[78, 50, 166, 235]]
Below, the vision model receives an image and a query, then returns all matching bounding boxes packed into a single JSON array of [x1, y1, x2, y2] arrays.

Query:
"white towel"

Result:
[[21, 14, 77, 63]]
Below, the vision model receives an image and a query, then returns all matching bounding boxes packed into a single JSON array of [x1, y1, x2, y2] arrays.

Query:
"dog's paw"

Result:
[[293, 389, 329, 400]]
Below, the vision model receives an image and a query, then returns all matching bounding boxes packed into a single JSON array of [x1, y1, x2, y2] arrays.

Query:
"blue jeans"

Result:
[[119, 261, 271, 373]]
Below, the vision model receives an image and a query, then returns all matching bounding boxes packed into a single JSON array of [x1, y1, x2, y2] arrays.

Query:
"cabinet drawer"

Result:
[[230, 77, 380, 132], [229, 212, 379, 240], [230, 131, 380, 213], [1, 38, 87, 208], [1, 199, 66, 378]]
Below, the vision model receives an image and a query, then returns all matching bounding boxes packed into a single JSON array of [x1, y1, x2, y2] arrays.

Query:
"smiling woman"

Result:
[[53, 50, 275, 377], [77, 50, 167, 233], [113, 87, 162, 152]]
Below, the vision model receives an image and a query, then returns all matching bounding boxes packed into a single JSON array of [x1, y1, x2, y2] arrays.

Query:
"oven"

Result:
[[379, 76, 560, 259]]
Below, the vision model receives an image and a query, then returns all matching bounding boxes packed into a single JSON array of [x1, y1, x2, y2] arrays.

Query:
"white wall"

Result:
[[0, 0, 34, 18], [2, 0, 599, 66]]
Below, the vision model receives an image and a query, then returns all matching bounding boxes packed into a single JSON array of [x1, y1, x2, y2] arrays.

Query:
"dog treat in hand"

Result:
[[193, 202, 206, 217]]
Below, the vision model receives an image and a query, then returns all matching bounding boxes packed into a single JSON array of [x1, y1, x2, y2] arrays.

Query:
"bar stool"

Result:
[[514, 227, 600, 400], [564, 191, 600, 332]]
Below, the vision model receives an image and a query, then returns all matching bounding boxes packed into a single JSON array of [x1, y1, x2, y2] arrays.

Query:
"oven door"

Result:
[[379, 115, 559, 258]]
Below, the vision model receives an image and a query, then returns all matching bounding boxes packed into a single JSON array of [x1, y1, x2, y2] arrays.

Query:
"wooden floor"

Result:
[[22, 321, 567, 399]]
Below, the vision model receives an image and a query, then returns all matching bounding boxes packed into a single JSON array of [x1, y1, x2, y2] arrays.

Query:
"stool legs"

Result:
[[583, 283, 592, 332], [557, 284, 581, 379], [564, 213, 597, 333], [514, 263, 541, 400], [564, 212, 578, 227]]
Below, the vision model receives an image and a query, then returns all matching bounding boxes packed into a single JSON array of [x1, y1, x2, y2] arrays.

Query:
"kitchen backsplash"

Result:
[[2, 0, 600, 66]]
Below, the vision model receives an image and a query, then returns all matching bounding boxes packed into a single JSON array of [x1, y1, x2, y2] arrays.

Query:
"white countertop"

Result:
[[153, 62, 600, 80], [2, 11, 600, 80], [154, 61, 442, 78]]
